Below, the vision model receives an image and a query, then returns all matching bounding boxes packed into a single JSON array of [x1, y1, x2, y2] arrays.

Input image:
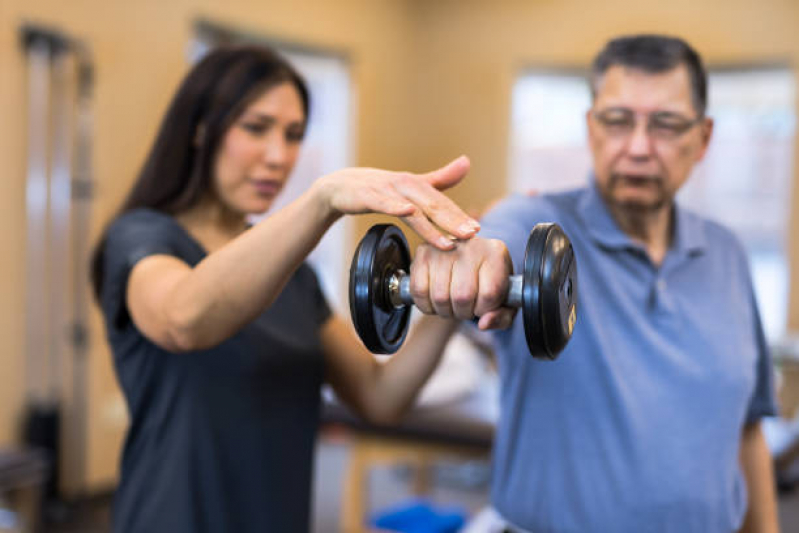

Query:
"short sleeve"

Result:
[[479, 193, 559, 274], [744, 285, 779, 424], [99, 209, 191, 331], [295, 263, 332, 327], [479, 194, 530, 242]]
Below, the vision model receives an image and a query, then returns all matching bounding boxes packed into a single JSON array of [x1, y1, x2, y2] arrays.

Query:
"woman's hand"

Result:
[[313, 156, 479, 250]]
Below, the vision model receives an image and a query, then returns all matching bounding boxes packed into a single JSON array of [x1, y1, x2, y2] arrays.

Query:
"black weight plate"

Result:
[[349, 224, 412, 354], [522, 223, 578, 359]]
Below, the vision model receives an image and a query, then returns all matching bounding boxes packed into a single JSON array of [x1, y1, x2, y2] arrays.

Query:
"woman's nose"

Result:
[[262, 132, 289, 166]]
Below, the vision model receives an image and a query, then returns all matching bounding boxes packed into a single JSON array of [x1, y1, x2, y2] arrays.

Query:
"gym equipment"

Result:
[[20, 23, 95, 499], [349, 223, 578, 359]]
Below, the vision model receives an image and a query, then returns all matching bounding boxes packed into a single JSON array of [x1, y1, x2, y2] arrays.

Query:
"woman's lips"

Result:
[[251, 180, 282, 196]]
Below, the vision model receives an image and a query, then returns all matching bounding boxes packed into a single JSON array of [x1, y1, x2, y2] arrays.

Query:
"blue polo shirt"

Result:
[[479, 183, 777, 533]]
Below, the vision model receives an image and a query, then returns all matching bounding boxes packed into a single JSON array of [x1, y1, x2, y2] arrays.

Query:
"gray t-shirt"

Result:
[[99, 208, 331, 533]]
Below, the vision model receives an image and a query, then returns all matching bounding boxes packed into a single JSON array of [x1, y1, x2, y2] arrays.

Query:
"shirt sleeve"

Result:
[[297, 263, 332, 327], [744, 284, 779, 424], [479, 193, 557, 273], [100, 210, 185, 331]]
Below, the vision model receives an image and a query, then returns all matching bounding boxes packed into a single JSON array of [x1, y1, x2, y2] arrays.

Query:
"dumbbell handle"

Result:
[[388, 270, 524, 309]]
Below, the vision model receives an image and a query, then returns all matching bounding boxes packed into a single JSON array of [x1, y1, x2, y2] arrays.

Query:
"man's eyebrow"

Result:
[[651, 110, 690, 118]]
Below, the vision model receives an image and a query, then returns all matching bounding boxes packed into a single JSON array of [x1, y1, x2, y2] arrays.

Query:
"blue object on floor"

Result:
[[370, 499, 466, 533]]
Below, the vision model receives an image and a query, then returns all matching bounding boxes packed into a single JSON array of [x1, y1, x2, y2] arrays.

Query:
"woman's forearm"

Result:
[[365, 316, 460, 423], [153, 159, 477, 351], [322, 314, 459, 425], [163, 186, 337, 349]]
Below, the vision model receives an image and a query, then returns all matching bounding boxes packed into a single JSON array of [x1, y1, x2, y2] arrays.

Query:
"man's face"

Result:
[[586, 64, 713, 214]]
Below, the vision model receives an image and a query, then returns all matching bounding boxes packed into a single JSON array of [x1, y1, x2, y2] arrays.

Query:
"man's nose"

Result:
[[625, 120, 653, 159]]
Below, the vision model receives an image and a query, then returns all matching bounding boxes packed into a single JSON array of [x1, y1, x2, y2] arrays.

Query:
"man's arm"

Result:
[[739, 421, 780, 533]]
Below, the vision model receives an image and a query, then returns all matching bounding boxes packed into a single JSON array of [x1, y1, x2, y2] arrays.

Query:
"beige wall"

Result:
[[0, 0, 28, 457], [2, 0, 799, 491]]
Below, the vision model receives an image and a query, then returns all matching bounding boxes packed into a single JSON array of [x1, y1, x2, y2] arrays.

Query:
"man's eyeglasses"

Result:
[[592, 107, 703, 141]]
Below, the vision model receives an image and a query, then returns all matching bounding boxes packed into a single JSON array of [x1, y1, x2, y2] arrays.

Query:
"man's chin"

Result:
[[611, 195, 666, 213], [610, 188, 666, 213]]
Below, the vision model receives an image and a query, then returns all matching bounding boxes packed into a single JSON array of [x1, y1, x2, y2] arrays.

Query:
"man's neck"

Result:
[[608, 203, 674, 267]]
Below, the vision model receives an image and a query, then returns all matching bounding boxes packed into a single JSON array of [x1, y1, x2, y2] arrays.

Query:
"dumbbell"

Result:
[[349, 223, 578, 359]]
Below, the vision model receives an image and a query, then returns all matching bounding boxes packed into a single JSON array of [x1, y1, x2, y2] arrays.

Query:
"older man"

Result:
[[411, 35, 780, 532]]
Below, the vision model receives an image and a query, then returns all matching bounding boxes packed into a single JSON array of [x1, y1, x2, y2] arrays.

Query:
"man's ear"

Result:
[[696, 117, 714, 160], [701, 117, 714, 146], [585, 109, 599, 150]]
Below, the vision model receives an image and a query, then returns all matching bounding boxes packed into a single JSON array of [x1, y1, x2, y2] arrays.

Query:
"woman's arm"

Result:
[[320, 314, 459, 425], [126, 158, 478, 352], [738, 422, 780, 533]]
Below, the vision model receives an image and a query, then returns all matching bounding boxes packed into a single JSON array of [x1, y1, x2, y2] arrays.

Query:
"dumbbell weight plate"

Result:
[[349, 224, 412, 354], [522, 223, 578, 359]]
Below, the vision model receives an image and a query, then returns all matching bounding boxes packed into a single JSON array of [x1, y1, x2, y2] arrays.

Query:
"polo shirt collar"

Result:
[[578, 176, 706, 257]]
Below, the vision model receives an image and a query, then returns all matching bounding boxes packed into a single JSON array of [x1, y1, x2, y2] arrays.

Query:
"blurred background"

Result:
[[3, 0, 799, 531]]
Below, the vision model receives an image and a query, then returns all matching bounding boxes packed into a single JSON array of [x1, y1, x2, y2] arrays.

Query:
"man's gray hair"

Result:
[[590, 34, 708, 116]]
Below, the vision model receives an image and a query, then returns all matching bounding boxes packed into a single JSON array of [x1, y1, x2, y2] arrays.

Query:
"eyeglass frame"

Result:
[[590, 106, 706, 141]]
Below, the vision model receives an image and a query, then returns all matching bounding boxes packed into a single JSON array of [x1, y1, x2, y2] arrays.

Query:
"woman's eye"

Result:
[[286, 129, 305, 143], [241, 122, 268, 135]]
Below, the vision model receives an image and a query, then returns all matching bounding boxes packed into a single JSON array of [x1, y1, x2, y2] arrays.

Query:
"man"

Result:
[[410, 35, 780, 532]]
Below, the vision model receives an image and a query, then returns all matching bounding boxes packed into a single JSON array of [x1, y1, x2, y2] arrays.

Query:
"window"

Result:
[[509, 67, 796, 341], [509, 71, 592, 194]]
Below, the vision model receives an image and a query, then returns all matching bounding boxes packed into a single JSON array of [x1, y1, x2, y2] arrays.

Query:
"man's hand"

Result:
[[409, 237, 517, 330]]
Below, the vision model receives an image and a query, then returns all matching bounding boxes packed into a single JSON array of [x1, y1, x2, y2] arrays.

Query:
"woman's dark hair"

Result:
[[589, 34, 707, 117], [90, 45, 310, 300]]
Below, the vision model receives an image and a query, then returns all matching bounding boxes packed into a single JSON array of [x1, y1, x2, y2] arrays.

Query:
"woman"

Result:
[[91, 45, 479, 532]]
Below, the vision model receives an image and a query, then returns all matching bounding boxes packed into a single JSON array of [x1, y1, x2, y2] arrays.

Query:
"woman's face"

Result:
[[212, 81, 306, 216]]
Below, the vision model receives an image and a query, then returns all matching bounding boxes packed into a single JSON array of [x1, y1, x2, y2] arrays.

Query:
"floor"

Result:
[[11, 438, 799, 532]]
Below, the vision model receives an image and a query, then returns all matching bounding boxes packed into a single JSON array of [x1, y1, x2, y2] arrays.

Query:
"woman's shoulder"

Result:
[[105, 208, 189, 245], [103, 208, 200, 266], [109, 208, 178, 233]]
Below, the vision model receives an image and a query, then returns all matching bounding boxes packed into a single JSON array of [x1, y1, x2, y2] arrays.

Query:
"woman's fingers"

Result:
[[318, 158, 480, 248], [401, 211, 456, 251], [392, 175, 479, 241], [422, 155, 471, 191], [360, 188, 417, 218]]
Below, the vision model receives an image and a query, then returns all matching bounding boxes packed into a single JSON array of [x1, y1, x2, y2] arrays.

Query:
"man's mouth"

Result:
[[611, 173, 661, 187]]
